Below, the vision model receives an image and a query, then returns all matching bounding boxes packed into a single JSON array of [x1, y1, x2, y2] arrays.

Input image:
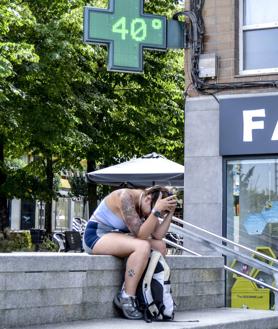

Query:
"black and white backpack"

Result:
[[136, 250, 175, 322]]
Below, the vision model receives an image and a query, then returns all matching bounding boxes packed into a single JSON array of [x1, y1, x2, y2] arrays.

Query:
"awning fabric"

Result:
[[86, 152, 184, 187]]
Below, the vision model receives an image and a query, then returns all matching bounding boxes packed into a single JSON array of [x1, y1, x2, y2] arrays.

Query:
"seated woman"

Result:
[[83, 185, 177, 320]]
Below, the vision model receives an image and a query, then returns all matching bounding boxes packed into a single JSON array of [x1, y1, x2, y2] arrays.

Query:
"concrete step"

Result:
[[18, 308, 278, 329]]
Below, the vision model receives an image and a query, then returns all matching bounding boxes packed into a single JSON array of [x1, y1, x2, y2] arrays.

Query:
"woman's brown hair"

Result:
[[144, 185, 172, 209]]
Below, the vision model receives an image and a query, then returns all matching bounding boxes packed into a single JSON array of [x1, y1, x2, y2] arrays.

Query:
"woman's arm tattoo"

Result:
[[121, 193, 142, 235]]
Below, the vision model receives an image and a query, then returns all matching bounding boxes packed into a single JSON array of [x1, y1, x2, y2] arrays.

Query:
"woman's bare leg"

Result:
[[149, 239, 167, 256], [92, 233, 151, 296]]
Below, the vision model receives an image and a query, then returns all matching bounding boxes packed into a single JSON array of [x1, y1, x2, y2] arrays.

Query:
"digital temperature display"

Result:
[[83, 0, 167, 73]]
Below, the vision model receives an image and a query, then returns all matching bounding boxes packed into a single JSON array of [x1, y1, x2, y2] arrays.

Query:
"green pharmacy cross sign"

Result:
[[83, 0, 167, 73]]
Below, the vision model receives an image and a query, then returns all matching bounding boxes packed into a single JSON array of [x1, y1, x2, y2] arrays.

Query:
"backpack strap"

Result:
[[143, 250, 161, 283], [158, 255, 170, 281], [142, 251, 162, 318]]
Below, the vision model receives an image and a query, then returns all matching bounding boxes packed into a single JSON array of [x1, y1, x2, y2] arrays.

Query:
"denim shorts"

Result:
[[83, 220, 123, 255]]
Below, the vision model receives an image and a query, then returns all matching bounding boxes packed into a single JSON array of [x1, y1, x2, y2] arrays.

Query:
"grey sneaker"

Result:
[[113, 292, 143, 320]]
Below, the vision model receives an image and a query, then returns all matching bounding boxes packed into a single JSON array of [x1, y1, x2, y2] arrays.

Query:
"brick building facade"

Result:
[[185, 0, 278, 91], [183, 0, 278, 309]]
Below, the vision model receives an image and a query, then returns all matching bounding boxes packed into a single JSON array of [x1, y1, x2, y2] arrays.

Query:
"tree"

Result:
[[1, 0, 92, 233], [1, 0, 184, 231], [0, 0, 38, 231], [68, 173, 88, 218], [16, 0, 93, 232], [74, 0, 184, 212]]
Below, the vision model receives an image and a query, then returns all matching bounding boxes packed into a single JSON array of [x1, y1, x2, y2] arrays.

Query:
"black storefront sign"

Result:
[[220, 94, 278, 155]]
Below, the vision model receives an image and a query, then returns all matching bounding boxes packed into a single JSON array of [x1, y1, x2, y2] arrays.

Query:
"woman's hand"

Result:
[[151, 193, 177, 240], [154, 193, 177, 213]]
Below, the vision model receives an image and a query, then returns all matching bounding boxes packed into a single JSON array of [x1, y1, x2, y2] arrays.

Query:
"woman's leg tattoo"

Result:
[[127, 268, 135, 277]]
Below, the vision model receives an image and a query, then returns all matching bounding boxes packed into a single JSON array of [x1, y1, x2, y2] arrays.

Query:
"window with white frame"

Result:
[[240, 0, 278, 75]]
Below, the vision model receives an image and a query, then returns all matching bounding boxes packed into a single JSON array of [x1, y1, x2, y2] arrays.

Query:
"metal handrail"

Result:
[[164, 217, 278, 298], [225, 266, 278, 293], [169, 221, 278, 275], [164, 236, 278, 293], [172, 216, 278, 267], [163, 238, 202, 256]]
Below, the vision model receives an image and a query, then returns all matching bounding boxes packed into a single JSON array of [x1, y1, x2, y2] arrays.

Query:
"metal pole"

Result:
[[164, 238, 202, 256]]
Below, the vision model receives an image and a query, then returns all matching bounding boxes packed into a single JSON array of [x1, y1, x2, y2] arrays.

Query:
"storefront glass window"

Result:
[[73, 198, 88, 219], [54, 198, 69, 230], [226, 158, 278, 310]]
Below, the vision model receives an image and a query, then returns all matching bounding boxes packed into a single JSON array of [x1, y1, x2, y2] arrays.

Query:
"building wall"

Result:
[[9, 197, 89, 232], [183, 0, 278, 252], [10, 199, 20, 230], [183, 95, 222, 254], [203, 0, 236, 83], [185, 0, 278, 95]]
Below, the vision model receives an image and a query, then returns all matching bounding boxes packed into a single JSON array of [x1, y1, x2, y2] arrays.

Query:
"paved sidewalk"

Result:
[[18, 308, 278, 329]]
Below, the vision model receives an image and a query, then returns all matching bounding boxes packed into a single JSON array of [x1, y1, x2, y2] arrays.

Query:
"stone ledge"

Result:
[[0, 253, 225, 328], [0, 253, 124, 272]]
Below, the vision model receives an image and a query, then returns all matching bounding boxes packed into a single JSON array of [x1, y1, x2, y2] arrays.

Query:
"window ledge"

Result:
[[235, 72, 278, 78]]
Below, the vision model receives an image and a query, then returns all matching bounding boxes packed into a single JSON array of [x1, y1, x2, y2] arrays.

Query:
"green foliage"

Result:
[[0, 229, 33, 252], [0, 157, 60, 201], [68, 174, 88, 200], [0, 0, 184, 231], [39, 235, 59, 252], [0, 168, 56, 201], [66, 0, 185, 166], [0, 0, 39, 102]]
